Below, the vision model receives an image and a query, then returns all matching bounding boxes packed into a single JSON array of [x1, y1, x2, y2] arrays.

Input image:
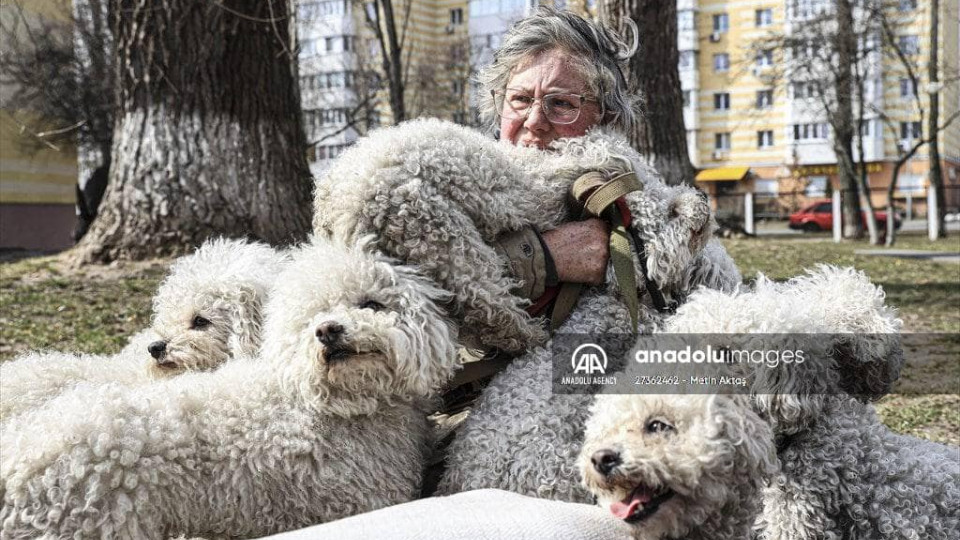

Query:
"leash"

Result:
[[546, 171, 678, 332], [549, 171, 642, 333]]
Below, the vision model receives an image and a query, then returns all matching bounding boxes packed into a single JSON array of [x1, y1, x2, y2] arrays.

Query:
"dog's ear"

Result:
[[227, 287, 264, 358], [830, 334, 904, 401], [639, 184, 714, 288], [390, 270, 459, 397], [709, 395, 778, 477]]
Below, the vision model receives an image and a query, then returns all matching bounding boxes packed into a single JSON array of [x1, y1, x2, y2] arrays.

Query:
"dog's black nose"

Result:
[[315, 322, 344, 345], [148, 341, 167, 360], [591, 449, 621, 476]]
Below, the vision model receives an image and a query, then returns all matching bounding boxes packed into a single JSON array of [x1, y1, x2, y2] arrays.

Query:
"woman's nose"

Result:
[[523, 101, 551, 132]]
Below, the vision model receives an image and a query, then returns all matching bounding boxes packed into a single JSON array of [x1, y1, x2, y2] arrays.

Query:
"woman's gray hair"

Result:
[[477, 6, 640, 135]]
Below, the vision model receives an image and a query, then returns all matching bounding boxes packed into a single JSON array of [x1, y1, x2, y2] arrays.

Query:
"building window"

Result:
[[900, 121, 922, 141], [715, 132, 731, 151], [679, 50, 697, 70], [713, 92, 730, 111], [898, 35, 920, 55], [758, 130, 774, 148], [299, 39, 319, 58], [805, 176, 828, 197], [713, 53, 730, 72], [755, 8, 773, 27], [450, 7, 463, 25], [452, 79, 464, 95], [899, 78, 917, 98], [712, 13, 729, 33], [899, 174, 924, 194], [790, 81, 820, 99], [792, 122, 830, 140], [683, 90, 696, 108], [677, 10, 695, 31], [297, 1, 347, 21], [756, 89, 773, 108], [898, 0, 917, 11], [343, 36, 353, 52], [791, 0, 828, 20], [756, 49, 773, 68], [754, 179, 779, 194]]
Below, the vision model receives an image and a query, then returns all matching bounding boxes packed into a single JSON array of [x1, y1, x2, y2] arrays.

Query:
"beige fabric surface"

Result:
[[260, 489, 633, 540]]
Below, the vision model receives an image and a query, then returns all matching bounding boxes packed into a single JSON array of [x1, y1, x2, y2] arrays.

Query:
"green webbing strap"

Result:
[[549, 171, 642, 333], [581, 172, 642, 219], [607, 205, 640, 333], [550, 282, 583, 332]]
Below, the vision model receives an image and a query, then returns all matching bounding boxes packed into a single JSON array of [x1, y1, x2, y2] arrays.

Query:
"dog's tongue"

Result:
[[610, 487, 654, 520]]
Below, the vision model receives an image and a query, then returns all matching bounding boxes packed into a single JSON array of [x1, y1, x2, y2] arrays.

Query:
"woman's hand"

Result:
[[541, 219, 609, 285]]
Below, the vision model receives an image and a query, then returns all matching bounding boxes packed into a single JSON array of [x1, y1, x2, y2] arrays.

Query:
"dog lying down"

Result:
[[0, 239, 459, 539]]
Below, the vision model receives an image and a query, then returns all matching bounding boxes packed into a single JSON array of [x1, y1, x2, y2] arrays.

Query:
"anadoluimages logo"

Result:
[[571, 343, 607, 375]]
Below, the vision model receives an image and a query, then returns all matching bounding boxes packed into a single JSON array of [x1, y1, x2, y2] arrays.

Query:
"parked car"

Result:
[[789, 199, 902, 232]]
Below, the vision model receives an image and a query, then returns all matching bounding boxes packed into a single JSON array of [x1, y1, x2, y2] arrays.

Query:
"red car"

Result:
[[789, 199, 902, 232]]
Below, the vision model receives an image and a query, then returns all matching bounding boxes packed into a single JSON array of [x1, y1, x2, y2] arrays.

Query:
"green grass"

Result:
[[1, 233, 957, 443], [723, 234, 960, 333], [0, 255, 167, 359]]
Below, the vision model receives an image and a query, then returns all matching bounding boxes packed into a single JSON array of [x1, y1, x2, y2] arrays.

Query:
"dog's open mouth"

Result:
[[155, 360, 179, 370], [610, 483, 674, 523]]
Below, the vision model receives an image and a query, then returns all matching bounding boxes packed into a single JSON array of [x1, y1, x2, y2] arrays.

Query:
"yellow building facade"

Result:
[[0, 0, 78, 250], [687, 0, 960, 216]]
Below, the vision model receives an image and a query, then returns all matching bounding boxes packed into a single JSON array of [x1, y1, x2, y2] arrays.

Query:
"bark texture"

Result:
[[927, 0, 945, 239], [833, 0, 864, 239], [75, 0, 312, 262], [599, 0, 695, 186]]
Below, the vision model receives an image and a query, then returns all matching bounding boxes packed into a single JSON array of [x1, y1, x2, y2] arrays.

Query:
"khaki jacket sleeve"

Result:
[[492, 226, 558, 301]]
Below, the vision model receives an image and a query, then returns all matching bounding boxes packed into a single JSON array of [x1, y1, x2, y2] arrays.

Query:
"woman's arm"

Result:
[[493, 219, 609, 301]]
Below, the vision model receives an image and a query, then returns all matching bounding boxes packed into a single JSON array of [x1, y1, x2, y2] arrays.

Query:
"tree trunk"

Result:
[[599, 0, 695, 186], [927, 0, 945, 239], [853, 60, 879, 244], [833, 0, 862, 238], [75, 0, 312, 262]]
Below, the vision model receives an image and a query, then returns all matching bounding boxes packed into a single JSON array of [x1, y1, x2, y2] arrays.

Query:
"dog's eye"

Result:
[[190, 315, 211, 330], [645, 419, 674, 434], [359, 300, 385, 312]]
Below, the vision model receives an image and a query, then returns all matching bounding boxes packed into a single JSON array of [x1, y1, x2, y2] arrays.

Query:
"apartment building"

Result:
[[296, 0, 557, 175], [683, 0, 960, 214], [298, 1, 959, 216]]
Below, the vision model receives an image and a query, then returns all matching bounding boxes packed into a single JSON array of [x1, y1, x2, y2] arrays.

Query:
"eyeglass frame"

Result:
[[491, 88, 605, 126]]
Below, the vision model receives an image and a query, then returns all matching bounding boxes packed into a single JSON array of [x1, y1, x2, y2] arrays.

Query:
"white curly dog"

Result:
[[0, 238, 284, 425], [314, 118, 722, 353], [0, 239, 459, 539], [435, 199, 741, 502], [661, 266, 957, 540], [579, 394, 777, 540], [313, 118, 742, 502]]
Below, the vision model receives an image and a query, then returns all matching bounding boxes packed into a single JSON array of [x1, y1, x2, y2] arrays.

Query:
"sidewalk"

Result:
[[853, 249, 960, 264]]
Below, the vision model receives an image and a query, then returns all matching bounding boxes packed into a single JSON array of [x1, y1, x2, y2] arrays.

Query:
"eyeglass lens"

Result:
[[497, 90, 584, 124]]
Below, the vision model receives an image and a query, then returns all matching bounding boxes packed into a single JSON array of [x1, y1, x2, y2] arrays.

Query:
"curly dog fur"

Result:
[[314, 118, 717, 352], [0, 238, 285, 426], [0, 239, 459, 539], [579, 394, 777, 540], [435, 185, 741, 502], [661, 266, 957, 539]]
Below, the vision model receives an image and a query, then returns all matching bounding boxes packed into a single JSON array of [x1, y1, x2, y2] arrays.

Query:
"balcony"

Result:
[[678, 29, 698, 51], [679, 69, 699, 91]]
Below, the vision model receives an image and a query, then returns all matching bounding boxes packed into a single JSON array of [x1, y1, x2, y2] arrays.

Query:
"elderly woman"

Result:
[[486, 7, 639, 315], [268, 9, 659, 540]]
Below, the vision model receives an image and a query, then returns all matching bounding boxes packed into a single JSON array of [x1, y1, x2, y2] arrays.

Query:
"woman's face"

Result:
[[499, 49, 603, 149]]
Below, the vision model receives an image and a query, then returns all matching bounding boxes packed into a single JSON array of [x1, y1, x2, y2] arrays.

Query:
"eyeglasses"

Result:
[[492, 88, 597, 125]]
